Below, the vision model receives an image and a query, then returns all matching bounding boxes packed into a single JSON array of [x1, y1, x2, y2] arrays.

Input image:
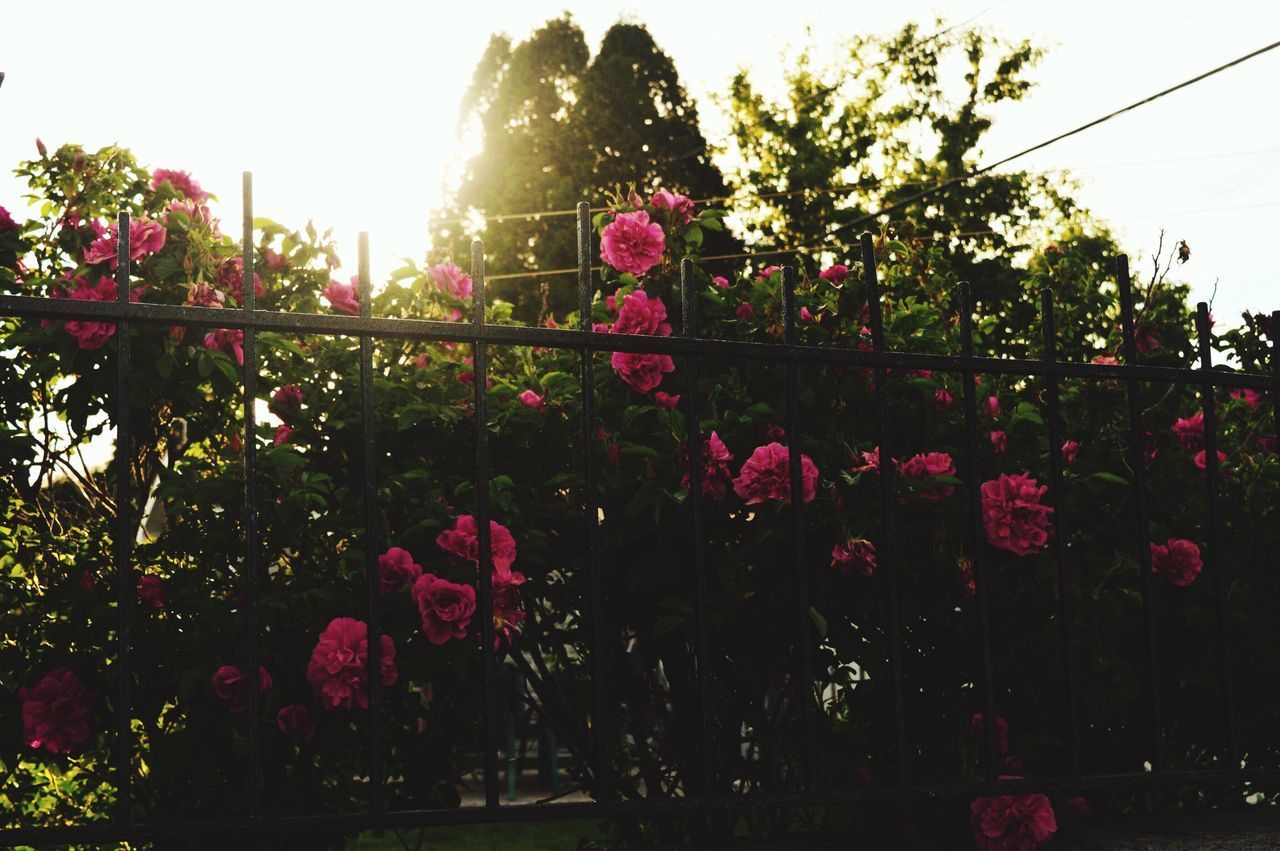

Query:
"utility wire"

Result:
[[828, 38, 1280, 235]]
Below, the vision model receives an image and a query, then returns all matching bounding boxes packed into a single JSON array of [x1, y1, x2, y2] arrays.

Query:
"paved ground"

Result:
[[1067, 810, 1280, 850]]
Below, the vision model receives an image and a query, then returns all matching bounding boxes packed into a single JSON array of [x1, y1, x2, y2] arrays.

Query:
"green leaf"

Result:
[[1091, 472, 1129, 486], [809, 607, 828, 638]]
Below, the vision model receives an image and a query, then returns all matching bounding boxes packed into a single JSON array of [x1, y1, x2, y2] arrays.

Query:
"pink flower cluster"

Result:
[[682, 430, 734, 500], [600, 211, 666, 277], [437, 515, 519, 574], [56, 276, 139, 349], [1171, 412, 1204, 451], [831, 538, 876, 577], [83, 218, 166, 267], [428, 262, 473, 301], [306, 617, 397, 710], [203, 328, 245, 365], [970, 794, 1057, 850], [980, 473, 1053, 556], [324, 277, 361, 315], [212, 665, 272, 713], [412, 574, 476, 644], [1150, 538, 1202, 586], [151, 168, 208, 202], [651, 190, 695, 226], [378, 546, 423, 595], [898, 452, 957, 501], [732, 442, 818, 504], [609, 291, 676, 393], [19, 668, 96, 754], [430, 515, 527, 649]]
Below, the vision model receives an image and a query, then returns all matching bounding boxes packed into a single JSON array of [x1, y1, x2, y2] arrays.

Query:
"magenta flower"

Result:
[[736, 302, 755, 321], [1193, 448, 1227, 473], [277, 704, 316, 741], [56, 276, 138, 349], [653, 390, 681, 411], [1061, 440, 1080, 463], [216, 256, 264, 306], [436, 515, 520, 576], [984, 395, 1001, 418], [712, 275, 730, 288], [203, 328, 245, 365], [600, 211, 666, 277], [269, 384, 304, 421], [818, 264, 849, 284], [83, 218, 166, 267], [651, 190, 695, 225], [970, 794, 1056, 851], [412, 574, 477, 645], [377, 546, 423, 595], [610, 351, 675, 393], [990, 430, 1008, 454], [151, 168, 207, 201], [20, 668, 96, 754], [980, 473, 1053, 556], [518, 389, 545, 412], [138, 575, 165, 610], [273, 424, 294, 446], [1151, 538, 1202, 586], [212, 665, 272, 714], [732, 442, 818, 504], [832, 539, 876, 577], [610, 290, 672, 336], [324, 278, 360, 315], [897, 452, 956, 501], [0, 205, 18, 232], [682, 430, 734, 500], [427, 262, 473, 301], [306, 618, 397, 711], [851, 446, 881, 474], [1230, 388, 1262, 409], [491, 569, 527, 651], [1172, 411, 1205, 451], [755, 265, 780, 280], [934, 387, 953, 412], [184, 282, 225, 309]]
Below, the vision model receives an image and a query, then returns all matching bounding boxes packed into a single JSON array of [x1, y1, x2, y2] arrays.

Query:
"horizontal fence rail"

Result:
[[2, 176, 1279, 848]]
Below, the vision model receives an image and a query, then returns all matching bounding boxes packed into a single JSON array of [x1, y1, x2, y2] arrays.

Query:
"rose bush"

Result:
[[1, 147, 1278, 848]]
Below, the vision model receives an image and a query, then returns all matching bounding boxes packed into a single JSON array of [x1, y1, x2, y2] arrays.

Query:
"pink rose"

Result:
[[436, 515, 520, 576], [273, 424, 294, 445], [1193, 449, 1227, 474], [732, 442, 818, 505], [970, 713, 1010, 753], [151, 168, 208, 201], [184, 282, 225, 309], [1150, 538, 1202, 586], [736, 302, 755, 321], [851, 447, 881, 474], [1230, 388, 1262, 409], [610, 290, 672, 337], [1061, 440, 1079, 464], [712, 275, 730, 288], [980, 473, 1053, 556], [377, 546, 423, 595], [832, 539, 876, 577], [984, 395, 1001, 418], [414, 352, 431, 370], [56, 276, 139, 349], [324, 278, 360, 315], [203, 328, 245, 366], [970, 794, 1057, 851], [682, 430, 734, 500], [305, 617, 397, 710], [0, 205, 18, 232], [1091, 354, 1119, 366], [277, 704, 316, 741], [518, 389, 545, 412], [263, 247, 289, 272], [934, 387, 953, 412], [897, 452, 956, 501], [650, 190, 695, 225], [138, 575, 164, 610], [1172, 412, 1205, 451], [412, 574, 477, 645], [599, 210, 666, 277], [269, 384, 303, 421], [991, 430, 1008, 454], [491, 569, 527, 651], [212, 665, 272, 713], [654, 391, 681, 411], [19, 668, 96, 754], [799, 306, 814, 322], [818, 264, 849, 284], [610, 351, 675, 393], [755, 265, 780, 280], [427, 262, 473, 301], [216, 256, 264, 306], [83, 218, 166, 267]]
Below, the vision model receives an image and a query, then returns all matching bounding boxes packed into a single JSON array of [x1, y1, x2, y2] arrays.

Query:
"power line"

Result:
[[829, 37, 1280, 235]]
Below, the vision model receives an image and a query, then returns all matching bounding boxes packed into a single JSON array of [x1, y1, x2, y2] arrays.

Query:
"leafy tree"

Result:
[[434, 15, 739, 317]]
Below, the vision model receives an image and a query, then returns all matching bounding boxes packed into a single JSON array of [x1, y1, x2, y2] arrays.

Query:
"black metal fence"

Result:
[[2, 173, 1280, 847]]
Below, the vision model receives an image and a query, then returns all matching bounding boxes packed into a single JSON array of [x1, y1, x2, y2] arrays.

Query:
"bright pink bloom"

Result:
[[263, 247, 289, 272], [1061, 440, 1079, 463], [654, 391, 681, 410], [984, 395, 1001, 418], [818, 264, 850, 284], [0, 206, 19, 232], [427, 262, 473, 301], [600, 210, 666, 276], [57, 276, 138, 349], [799, 306, 814, 322], [1172, 411, 1205, 451], [981, 473, 1053, 556], [436, 515, 520, 575], [610, 290, 672, 336], [306, 617, 397, 710], [736, 302, 755, 321], [898, 452, 957, 501], [756, 265, 780, 280], [324, 278, 360, 315], [19, 668, 95, 754], [712, 275, 730, 288], [204, 328, 245, 365], [216, 256, 264, 305], [1150, 538, 1202, 587], [377, 546, 423, 595], [592, 322, 610, 332], [151, 168, 208, 201], [851, 447, 881, 474], [212, 665, 272, 713], [1193, 448, 1227, 473], [1230, 388, 1262, 409], [605, 294, 617, 311], [610, 351, 675, 393], [412, 574, 477, 645], [732, 442, 818, 505], [650, 190, 694, 225], [991, 430, 1008, 454], [934, 387, 953, 412], [1091, 354, 1119, 366], [970, 794, 1057, 851], [83, 218, 166, 267], [138, 575, 164, 609], [273, 424, 294, 445], [970, 713, 1010, 753], [518, 389, 545, 412], [277, 704, 316, 741], [682, 430, 734, 500], [832, 539, 876, 577], [270, 384, 303, 420]]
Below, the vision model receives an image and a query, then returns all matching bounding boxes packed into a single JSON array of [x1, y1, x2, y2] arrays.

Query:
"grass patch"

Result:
[[351, 818, 604, 850]]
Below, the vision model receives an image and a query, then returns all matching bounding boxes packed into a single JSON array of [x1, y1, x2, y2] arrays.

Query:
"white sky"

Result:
[[2, 0, 1278, 322]]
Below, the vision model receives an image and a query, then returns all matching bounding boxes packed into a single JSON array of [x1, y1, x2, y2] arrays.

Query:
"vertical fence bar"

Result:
[[472, 239, 500, 808], [357, 233, 385, 810], [1273, 311, 1280, 462], [956, 282, 998, 782], [861, 232, 908, 784], [782, 266, 818, 789], [577, 202, 611, 801], [1040, 289, 1082, 776], [1196, 303, 1236, 763], [680, 259, 717, 798], [1116, 254, 1163, 772], [240, 174, 263, 813], [113, 212, 133, 824]]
